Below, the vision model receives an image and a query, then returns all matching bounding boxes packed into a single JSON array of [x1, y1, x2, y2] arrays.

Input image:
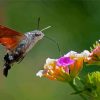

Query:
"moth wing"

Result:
[[0, 25, 25, 50]]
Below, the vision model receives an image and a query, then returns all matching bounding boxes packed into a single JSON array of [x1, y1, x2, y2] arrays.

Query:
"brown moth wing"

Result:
[[0, 25, 25, 50]]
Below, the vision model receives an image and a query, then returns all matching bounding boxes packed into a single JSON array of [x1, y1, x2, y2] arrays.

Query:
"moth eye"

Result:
[[35, 33, 41, 36]]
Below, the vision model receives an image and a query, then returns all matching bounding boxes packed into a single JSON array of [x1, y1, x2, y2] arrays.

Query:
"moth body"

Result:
[[2, 29, 44, 77]]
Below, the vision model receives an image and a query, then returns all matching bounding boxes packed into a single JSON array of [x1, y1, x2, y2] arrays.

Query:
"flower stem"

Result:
[[69, 82, 87, 100]]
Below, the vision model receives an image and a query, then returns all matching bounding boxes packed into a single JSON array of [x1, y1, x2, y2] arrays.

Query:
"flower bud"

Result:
[[87, 41, 100, 64], [84, 71, 100, 98]]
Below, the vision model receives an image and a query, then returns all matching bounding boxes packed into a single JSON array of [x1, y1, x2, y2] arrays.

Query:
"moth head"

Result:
[[28, 30, 44, 41], [26, 26, 51, 42], [34, 30, 44, 40]]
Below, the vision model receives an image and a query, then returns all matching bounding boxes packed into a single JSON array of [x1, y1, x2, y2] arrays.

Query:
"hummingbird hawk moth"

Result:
[[0, 24, 48, 77]]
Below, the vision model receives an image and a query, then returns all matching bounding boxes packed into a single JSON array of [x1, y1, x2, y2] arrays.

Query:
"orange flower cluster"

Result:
[[36, 50, 90, 82], [37, 40, 100, 82]]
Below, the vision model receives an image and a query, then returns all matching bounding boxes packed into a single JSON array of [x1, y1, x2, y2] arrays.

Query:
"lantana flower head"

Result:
[[36, 50, 89, 82], [87, 40, 100, 64]]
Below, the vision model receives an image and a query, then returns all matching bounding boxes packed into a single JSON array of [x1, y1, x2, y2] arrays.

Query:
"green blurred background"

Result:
[[0, 0, 100, 100]]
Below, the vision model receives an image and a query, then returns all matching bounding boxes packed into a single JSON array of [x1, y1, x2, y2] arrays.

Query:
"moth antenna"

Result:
[[44, 36, 62, 56], [37, 17, 40, 30], [41, 26, 51, 32]]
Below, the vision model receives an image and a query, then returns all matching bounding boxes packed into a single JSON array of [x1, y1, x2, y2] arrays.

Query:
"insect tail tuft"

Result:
[[3, 63, 11, 77]]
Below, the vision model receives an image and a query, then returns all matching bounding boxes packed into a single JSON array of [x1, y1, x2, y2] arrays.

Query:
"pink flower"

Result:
[[57, 57, 74, 67]]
